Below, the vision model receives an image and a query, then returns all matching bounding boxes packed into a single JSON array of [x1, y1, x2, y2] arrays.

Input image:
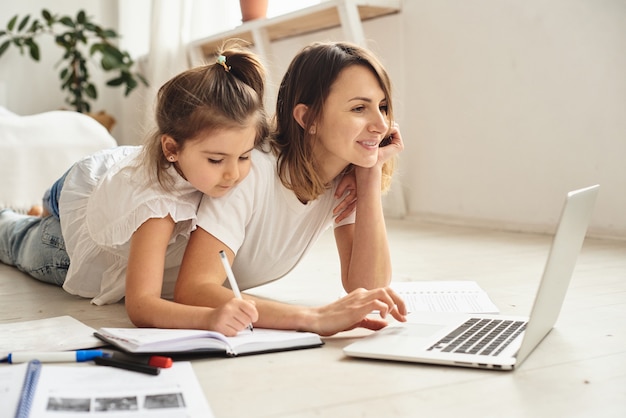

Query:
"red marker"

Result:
[[111, 352, 173, 368]]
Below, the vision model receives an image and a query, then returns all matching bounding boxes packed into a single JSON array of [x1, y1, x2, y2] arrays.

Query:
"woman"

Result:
[[175, 41, 407, 336]]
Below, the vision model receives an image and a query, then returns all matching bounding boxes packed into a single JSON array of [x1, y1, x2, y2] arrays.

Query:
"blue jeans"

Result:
[[0, 171, 71, 286]]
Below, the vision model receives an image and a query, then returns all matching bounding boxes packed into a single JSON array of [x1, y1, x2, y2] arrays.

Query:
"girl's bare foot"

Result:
[[27, 205, 44, 217]]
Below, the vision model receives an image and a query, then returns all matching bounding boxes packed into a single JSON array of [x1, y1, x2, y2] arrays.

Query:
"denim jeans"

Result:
[[42, 168, 69, 219], [0, 171, 71, 286], [0, 210, 69, 285]]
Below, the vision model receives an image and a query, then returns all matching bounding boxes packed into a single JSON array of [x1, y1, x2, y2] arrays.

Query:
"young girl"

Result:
[[174, 41, 408, 336], [0, 45, 267, 336]]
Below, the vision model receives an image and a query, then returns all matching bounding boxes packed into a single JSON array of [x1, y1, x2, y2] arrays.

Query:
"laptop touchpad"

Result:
[[381, 323, 446, 338]]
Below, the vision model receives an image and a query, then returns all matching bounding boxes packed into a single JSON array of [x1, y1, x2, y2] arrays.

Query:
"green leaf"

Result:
[[124, 77, 138, 95], [85, 83, 97, 99], [42, 10, 52, 23], [77, 10, 86, 25], [27, 39, 40, 60], [28, 19, 40, 32], [89, 43, 104, 55], [101, 29, 118, 39], [137, 73, 149, 86], [106, 76, 125, 87], [17, 15, 30, 32], [0, 30, 6, 37], [59, 16, 74, 28], [0, 40, 10, 57], [7, 15, 18, 31], [101, 45, 126, 67], [100, 51, 123, 71]]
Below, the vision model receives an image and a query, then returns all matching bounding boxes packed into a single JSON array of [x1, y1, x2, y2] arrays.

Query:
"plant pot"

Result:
[[239, 0, 268, 22], [87, 111, 116, 132]]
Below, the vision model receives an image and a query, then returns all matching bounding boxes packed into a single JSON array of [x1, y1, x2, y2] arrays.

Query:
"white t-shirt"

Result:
[[60, 146, 202, 305], [196, 149, 355, 290]]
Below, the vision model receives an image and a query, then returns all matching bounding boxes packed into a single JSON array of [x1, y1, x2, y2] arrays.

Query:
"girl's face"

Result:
[[312, 65, 389, 181], [165, 124, 257, 198]]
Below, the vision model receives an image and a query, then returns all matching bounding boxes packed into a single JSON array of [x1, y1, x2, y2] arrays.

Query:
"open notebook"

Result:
[[95, 327, 323, 357], [344, 185, 599, 371]]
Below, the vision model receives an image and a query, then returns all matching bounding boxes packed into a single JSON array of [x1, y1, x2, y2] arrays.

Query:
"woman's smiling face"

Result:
[[311, 64, 390, 181]]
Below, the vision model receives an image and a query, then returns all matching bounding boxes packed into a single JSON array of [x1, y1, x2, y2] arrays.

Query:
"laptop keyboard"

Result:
[[427, 318, 527, 356]]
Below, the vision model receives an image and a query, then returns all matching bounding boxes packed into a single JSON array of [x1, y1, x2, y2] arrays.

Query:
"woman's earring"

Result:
[[168, 156, 175, 162]]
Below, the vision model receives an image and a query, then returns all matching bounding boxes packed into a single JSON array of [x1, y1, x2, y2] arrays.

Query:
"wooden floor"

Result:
[[1, 219, 625, 417]]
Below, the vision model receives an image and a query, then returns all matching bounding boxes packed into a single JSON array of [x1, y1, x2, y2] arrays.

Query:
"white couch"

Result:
[[1, 109, 117, 212]]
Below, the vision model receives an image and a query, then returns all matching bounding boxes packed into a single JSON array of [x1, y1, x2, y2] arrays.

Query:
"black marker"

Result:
[[94, 355, 161, 375]]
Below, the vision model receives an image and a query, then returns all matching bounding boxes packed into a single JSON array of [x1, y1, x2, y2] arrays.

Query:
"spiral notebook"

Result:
[[3, 360, 213, 417]]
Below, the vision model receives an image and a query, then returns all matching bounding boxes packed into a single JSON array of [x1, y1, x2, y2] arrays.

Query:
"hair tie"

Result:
[[217, 55, 231, 72]]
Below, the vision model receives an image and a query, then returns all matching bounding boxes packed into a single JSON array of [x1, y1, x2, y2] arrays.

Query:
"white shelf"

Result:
[[187, 0, 402, 66]]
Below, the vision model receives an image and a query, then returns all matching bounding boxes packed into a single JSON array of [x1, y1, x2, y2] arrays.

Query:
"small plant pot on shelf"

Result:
[[239, 0, 268, 22]]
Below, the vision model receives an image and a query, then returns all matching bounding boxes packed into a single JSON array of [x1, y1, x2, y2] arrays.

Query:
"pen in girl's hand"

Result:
[[219, 250, 254, 332]]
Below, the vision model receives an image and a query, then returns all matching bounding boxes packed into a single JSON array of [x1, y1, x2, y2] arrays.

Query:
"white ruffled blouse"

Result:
[[59, 146, 202, 305]]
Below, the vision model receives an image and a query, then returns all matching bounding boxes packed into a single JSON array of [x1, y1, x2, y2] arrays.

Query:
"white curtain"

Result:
[[143, 0, 191, 128], [118, 0, 242, 133]]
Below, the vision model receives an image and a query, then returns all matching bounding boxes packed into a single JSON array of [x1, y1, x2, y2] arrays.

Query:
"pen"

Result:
[[219, 250, 254, 332], [7, 349, 104, 364], [94, 355, 161, 375]]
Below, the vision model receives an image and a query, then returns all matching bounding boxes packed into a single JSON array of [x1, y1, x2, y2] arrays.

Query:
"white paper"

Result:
[[391, 281, 500, 313], [0, 316, 105, 359], [2, 361, 214, 418]]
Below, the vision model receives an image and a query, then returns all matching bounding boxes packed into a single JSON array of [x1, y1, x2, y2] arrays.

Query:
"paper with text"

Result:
[[2, 361, 213, 417], [391, 281, 499, 313]]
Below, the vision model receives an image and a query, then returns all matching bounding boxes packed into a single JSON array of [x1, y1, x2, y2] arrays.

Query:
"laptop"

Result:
[[344, 185, 600, 371]]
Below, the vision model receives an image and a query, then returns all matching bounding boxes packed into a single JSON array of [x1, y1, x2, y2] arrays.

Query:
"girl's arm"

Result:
[[174, 226, 407, 336], [335, 123, 404, 291], [125, 217, 257, 336]]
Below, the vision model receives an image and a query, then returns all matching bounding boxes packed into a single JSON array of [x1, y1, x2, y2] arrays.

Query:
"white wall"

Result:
[[401, 0, 626, 238], [1, 0, 624, 239]]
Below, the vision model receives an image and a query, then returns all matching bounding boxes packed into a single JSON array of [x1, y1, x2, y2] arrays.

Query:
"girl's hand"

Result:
[[333, 171, 357, 223], [207, 298, 258, 336], [310, 287, 407, 336], [378, 122, 404, 165]]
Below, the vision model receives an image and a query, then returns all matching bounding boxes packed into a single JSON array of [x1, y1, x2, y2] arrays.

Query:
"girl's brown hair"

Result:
[[270, 41, 395, 202], [141, 42, 269, 189]]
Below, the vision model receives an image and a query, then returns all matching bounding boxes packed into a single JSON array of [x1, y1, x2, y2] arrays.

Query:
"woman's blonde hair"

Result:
[[141, 42, 269, 190], [270, 41, 395, 202]]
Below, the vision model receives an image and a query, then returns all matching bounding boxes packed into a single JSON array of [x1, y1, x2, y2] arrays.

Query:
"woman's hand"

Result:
[[377, 122, 404, 165], [333, 170, 357, 223], [206, 298, 258, 337], [309, 287, 407, 336]]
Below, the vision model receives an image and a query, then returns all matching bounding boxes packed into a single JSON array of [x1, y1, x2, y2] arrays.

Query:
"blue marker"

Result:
[[7, 349, 104, 364]]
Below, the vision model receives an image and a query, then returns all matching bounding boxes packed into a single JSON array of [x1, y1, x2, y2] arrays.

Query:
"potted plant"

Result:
[[0, 9, 147, 116], [239, 0, 268, 22]]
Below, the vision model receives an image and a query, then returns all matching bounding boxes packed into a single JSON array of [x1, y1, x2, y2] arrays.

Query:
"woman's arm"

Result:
[[125, 217, 257, 336], [175, 226, 407, 336], [335, 123, 404, 291]]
